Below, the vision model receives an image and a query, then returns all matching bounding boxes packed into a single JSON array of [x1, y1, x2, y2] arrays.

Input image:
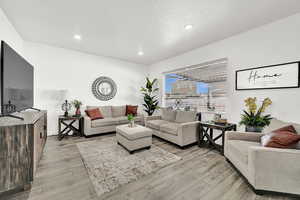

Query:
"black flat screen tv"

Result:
[[1, 41, 34, 114]]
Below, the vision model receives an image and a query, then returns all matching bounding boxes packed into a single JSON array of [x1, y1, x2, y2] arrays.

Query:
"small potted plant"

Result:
[[239, 97, 272, 132], [71, 100, 82, 116], [127, 114, 135, 128]]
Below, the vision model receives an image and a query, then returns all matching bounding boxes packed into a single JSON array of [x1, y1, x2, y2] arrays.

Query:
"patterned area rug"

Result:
[[76, 137, 181, 197]]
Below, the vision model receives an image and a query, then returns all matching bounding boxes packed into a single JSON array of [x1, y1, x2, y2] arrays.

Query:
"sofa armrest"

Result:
[[178, 121, 200, 146], [225, 131, 264, 143], [144, 115, 162, 123], [83, 115, 92, 131], [248, 146, 300, 194]]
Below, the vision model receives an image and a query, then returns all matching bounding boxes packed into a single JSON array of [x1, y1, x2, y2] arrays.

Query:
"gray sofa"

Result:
[[225, 118, 300, 195], [84, 105, 144, 136], [145, 109, 199, 147]]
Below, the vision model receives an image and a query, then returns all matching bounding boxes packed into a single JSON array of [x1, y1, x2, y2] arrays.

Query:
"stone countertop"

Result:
[[0, 110, 46, 127]]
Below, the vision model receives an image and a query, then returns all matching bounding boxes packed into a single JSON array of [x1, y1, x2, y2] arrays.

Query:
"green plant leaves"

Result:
[[142, 77, 159, 116]]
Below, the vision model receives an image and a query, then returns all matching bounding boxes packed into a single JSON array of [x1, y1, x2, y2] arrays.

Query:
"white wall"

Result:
[[1, 7, 148, 135], [0, 8, 25, 111], [24, 42, 147, 135], [149, 13, 300, 128], [0, 8, 24, 55]]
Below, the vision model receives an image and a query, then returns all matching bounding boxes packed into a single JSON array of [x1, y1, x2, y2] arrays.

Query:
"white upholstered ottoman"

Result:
[[116, 124, 152, 154]]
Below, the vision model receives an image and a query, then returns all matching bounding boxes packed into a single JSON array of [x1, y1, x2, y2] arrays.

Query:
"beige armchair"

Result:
[[225, 131, 300, 195]]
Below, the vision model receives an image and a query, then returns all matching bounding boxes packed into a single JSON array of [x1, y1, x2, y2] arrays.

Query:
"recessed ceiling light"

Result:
[[73, 34, 82, 40], [138, 51, 144, 56], [184, 24, 193, 30]]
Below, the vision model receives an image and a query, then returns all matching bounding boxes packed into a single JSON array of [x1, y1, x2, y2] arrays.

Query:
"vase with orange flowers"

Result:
[[239, 97, 272, 132]]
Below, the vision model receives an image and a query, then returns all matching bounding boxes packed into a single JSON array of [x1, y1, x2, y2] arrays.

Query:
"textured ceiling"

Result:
[[1, 0, 300, 64]]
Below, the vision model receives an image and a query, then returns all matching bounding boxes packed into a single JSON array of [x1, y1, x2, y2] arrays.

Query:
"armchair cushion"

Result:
[[227, 140, 260, 164]]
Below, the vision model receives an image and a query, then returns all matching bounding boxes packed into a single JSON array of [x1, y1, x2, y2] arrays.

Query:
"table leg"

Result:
[[233, 124, 237, 131], [209, 128, 213, 146], [198, 125, 204, 147], [79, 118, 83, 137], [58, 119, 62, 140], [221, 130, 225, 155]]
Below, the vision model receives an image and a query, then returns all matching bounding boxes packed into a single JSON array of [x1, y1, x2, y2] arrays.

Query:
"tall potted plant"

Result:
[[141, 77, 159, 116], [239, 97, 272, 132]]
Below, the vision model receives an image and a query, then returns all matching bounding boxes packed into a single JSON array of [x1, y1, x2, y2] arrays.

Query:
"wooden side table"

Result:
[[198, 122, 237, 154], [58, 115, 84, 140]]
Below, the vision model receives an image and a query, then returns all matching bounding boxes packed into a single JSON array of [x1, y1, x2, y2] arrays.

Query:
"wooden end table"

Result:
[[58, 115, 84, 141], [198, 121, 237, 154]]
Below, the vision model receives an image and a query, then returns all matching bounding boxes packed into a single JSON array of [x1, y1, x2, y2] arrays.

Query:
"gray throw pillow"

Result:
[[161, 108, 176, 122], [175, 110, 197, 123]]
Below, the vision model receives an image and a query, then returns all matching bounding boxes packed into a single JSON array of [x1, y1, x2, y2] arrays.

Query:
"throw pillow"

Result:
[[161, 108, 177, 122], [85, 108, 104, 120], [261, 125, 300, 149], [126, 105, 138, 116], [175, 110, 197, 123]]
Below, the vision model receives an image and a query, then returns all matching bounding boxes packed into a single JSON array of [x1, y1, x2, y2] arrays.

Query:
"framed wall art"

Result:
[[236, 61, 300, 90], [92, 76, 117, 101]]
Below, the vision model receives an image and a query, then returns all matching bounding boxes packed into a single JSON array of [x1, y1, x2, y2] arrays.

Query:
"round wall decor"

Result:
[[92, 76, 117, 101]]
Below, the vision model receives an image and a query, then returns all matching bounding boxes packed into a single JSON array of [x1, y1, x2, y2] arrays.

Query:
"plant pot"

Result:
[[75, 108, 81, 116], [245, 126, 263, 133], [129, 120, 135, 128]]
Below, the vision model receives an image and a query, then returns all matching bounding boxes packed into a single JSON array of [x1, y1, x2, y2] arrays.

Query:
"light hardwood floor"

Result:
[[4, 134, 298, 200]]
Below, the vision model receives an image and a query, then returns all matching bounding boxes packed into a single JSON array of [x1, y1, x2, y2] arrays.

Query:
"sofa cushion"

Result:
[[175, 110, 197, 123], [160, 122, 182, 136], [114, 116, 129, 124], [114, 116, 141, 124], [146, 120, 166, 130], [87, 106, 112, 118], [227, 140, 260, 164], [91, 118, 119, 128], [161, 108, 176, 122], [134, 116, 143, 122], [112, 106, 126, 117]]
